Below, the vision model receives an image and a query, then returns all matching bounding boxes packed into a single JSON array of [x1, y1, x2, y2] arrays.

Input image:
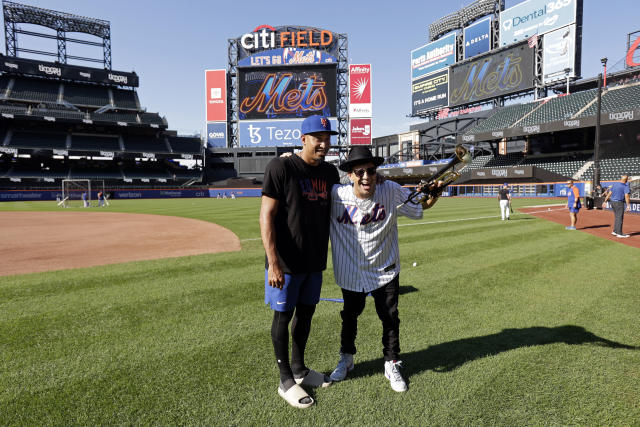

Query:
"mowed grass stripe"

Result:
[[1, 197, 638, 425]]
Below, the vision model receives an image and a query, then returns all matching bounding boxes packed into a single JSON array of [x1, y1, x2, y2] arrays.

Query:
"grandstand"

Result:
[[0, 2, 203, 190]]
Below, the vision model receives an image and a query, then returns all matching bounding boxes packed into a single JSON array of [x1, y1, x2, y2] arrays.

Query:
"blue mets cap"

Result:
[[301, 115, 338, 135]]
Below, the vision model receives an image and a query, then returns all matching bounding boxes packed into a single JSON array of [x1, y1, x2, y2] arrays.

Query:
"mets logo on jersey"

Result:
[[337, 204, 386, 225], [321, 117, 329, 129]]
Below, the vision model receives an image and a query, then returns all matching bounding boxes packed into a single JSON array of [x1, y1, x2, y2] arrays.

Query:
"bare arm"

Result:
[[259, 195, 284, 289], [625, 193, 631, 211]]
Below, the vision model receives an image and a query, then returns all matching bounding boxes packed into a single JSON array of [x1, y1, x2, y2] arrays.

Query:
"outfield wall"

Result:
[[0, 188, 262, 202]]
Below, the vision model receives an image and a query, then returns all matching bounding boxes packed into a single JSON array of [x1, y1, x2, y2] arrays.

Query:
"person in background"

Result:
[[497, 183, 511, 221], [602, 175, 631, 238], [566, 180, 581, 230]]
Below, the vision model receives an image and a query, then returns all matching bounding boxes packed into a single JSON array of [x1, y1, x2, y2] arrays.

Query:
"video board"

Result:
[[237, 64, 337, 121], [499, 0, 579, 47], [411, 69, 449, 115], [449, 42, 535, 107]]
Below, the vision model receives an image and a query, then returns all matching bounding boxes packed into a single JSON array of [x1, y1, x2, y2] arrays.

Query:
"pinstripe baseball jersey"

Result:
[[330, 180, 423, 292]]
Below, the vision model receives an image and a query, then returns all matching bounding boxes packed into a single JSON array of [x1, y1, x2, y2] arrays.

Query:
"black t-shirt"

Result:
[[498, 188, 510, 200], [262, 155, 339, 274]]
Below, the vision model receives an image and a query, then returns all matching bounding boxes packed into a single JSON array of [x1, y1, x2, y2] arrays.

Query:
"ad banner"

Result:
[[238, 48, 336, 67], [543, 24, 577, 84], [207, 122, 227, 148], [471, 166, 534, 180], [449, 42, 535, 107], [238, 64, 337, 120], [464, 16, 492, 59], [500, 0, 578, 47], [411, 69, 449, 115], [411, 33, 456, 80], [349, 118, 372, 145], [0, 56, 139, 86], [205, 69, 227, 122], [349, 64, 372, 118], [239, 118, 338, 147]]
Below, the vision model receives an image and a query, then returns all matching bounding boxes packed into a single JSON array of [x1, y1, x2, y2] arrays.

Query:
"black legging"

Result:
[[271, 303, 316, 384]]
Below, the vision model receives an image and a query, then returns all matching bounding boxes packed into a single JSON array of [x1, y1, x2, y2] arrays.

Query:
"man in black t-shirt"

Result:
[[497, 183, 512, 220], [260, 115, 339, 408]]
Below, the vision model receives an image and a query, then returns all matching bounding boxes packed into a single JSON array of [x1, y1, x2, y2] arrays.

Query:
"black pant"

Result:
[[339, 275, 400, 361], [611, 201, 625, 234]]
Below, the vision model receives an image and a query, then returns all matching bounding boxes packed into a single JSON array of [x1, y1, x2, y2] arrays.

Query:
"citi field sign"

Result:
[[240, 25, 334, 50]]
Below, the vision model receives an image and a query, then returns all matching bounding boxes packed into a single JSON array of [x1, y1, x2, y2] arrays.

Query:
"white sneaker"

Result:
[[384, 360, 407, 392], [616, 233, 630, 238], [330, 353, 354, 381]]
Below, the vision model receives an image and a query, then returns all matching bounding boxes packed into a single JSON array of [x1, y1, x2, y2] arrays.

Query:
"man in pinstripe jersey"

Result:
[[328, 146, 441, 392]]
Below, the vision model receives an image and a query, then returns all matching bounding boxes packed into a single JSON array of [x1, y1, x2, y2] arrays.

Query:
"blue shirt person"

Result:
[[603, 175, 631, 238]]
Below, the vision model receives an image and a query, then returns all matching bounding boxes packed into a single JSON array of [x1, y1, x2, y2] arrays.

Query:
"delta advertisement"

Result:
[[349, 64, 372, 118], [464, 16, 492, 59], [238, 118, 338, 147], [411, 69, 449, 115], [237, 65, 337, 120], [411, 33, 456, 80], [349, 118, 372, 145], [543, 24, 577, 84], [500, 0, 579, 47], [449, 42, 535, 107]]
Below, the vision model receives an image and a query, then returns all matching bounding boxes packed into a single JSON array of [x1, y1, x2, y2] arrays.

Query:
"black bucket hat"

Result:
[[339, 146, 384, 172]]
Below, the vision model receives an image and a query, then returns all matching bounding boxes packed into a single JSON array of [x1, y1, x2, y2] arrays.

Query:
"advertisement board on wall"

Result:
[[349, 64, 372, 118], [411, 32, 456, 80], [349, 118, 372, 145], [0, 56, 139, 86], [542, 24, 576, 84], [411, 69, 449, 115], [449, 42, 535, 107], [238, 65, 337, 120], [207, 122, 227, 148], [464, 16, 492, 59], [205, 69, 227, 122], [499, 0, 578, 47], [238, 48, 336, 67], [239, 118, 338, 147]]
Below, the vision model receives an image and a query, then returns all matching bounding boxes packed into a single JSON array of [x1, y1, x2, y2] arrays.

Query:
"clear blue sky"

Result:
[[1, 0, 638, 137]]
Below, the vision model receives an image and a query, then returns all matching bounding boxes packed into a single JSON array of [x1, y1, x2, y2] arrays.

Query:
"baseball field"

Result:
[[1, 197, 639, 425]]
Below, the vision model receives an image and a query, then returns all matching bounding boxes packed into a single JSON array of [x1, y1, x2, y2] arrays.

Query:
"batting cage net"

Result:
[[59, 180, 106, 208]]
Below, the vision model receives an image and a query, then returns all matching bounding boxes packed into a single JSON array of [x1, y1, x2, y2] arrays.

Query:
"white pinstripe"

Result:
[[330, 181, 423, 293]]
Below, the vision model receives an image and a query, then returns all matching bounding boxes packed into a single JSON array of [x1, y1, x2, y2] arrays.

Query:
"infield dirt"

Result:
[[520, 205, 640, 248], [1, 211, 241, 276]]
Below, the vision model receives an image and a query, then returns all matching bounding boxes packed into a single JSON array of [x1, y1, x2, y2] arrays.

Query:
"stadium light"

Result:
[[564, 68, 571, 94], [601, 57, 608, 87]]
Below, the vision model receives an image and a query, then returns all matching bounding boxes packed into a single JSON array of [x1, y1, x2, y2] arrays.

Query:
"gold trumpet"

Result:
[[397, 145, 471, 208]]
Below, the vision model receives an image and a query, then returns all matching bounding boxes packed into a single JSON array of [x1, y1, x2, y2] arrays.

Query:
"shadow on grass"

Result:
[[348, 325, 638, 380], [579, 224, 609, 230]]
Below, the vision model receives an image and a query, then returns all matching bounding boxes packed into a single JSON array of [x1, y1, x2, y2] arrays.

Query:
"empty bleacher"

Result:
[[92, 111, 139, 124], [112, 89, 139, 109], [8, 130, 67, 149], [139, 112, 165, 126], [63, 83, 110, 107], [71, 134, 121, 151], [122, 135, 170, 152], [518, 89, 598, 126], [467, 103, 538, 133], [8, 78, 59, 103], [167, 135, 201, 153]]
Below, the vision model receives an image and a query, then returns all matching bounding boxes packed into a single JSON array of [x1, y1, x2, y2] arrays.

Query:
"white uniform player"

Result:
[[328, 146, 440, 392]]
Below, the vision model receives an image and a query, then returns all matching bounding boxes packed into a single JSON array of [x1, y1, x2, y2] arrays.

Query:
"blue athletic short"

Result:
[[264, 270, 322, 312], [569, 206, 580, 213]]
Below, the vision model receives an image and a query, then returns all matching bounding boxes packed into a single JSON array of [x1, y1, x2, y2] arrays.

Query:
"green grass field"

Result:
[[1, 197, 639, 425]]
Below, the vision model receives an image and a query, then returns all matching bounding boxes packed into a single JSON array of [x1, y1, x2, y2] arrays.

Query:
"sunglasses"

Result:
[[352, 167, 377, 178]]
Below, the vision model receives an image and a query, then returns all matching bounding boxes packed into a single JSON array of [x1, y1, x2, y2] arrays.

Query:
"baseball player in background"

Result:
[[328, 146, 441, 392], [260, 115, 340, 408], [497, 183, 511, 221], [566, 179, 581, 230]]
